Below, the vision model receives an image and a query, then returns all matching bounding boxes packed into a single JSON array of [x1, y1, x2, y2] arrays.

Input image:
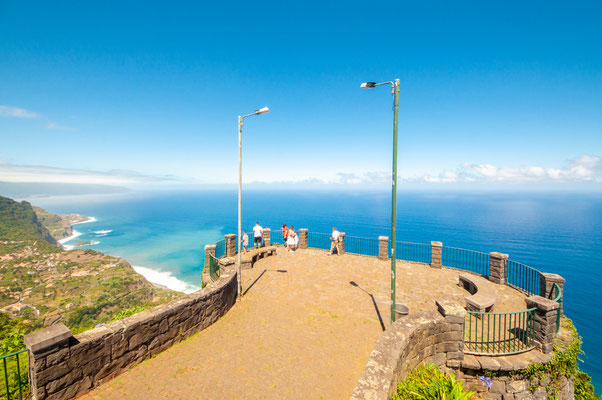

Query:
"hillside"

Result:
[[0, 196, 58, 245], [0, 195, 183, 355], [32, 206, 89, 241]]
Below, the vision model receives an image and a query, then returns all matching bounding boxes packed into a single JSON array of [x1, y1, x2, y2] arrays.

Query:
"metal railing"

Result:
[[1, 349, 28, 400], [214, 239, 226, 259], [507, 260, 540, 296], [552, 282, 562, 334], [345, 236, 379, 257], [464, 308, 537, 355], [307, 232, 332, 251], [270, 229, 286, 246], [442, 246, 490, 276], [208, 253, 220, 282], [396, 241, 431, 264]]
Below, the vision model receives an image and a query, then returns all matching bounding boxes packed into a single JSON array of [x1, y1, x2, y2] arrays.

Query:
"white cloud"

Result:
[[421, 155, 602, 184], [45, 122, 74, 131], [0, 162, 180, 185], [0, 105, 39, 119]]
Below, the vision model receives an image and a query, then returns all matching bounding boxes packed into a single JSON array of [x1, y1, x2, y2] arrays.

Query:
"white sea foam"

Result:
[[94, 230, 112, 236], [73, 216, 97, 225], [59, 230, 82, 250], [132, 266, 200, 294]]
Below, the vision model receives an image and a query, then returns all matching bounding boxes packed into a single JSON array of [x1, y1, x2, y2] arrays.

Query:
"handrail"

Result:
[[464, 308, 537, 356], [208, 253, 220, 282], [552, 282, 563, 334], [1, 348, 28, 400]]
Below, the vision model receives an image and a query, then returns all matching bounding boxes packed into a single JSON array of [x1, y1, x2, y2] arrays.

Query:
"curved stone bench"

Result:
[[218, 246, 277, 270], [458, 274, 496, 312]]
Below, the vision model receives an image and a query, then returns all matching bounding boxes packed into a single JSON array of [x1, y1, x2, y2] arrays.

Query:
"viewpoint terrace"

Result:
[[22, 231, 570, 400]]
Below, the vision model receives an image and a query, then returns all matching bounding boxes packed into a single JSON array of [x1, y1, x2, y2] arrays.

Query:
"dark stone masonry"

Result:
[[24, 264, 238, 400]]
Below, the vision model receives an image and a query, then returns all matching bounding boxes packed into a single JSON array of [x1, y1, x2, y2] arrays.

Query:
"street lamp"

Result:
[[361, 79, 400, 324], [237, 106, 270, 298]]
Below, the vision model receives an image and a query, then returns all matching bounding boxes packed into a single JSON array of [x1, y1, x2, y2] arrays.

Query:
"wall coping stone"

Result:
[[540, 272, 566, 284], [435, 299, 466, 322], [24, 323, 71, 354], [378, 236, 388, 240], [525, 295, 560, 311], [431, 241, 442, 247], [489, 252, 509, 259], [224, 233, 236, 238]]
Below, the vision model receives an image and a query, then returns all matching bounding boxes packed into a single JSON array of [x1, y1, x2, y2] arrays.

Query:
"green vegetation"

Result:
[[392, 364, 477, 400], [502, 318, 600, 400], [0, 196, 57, 246]]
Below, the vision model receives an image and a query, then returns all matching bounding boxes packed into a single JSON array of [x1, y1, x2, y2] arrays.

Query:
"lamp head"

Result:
[[360, 82, 377, 89], [254, 107, 270, 114]]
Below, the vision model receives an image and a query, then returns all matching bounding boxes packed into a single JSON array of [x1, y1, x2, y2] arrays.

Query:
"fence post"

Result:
[[489, 252, 508, 284], [378, 236, 389, 260], [540, 273, 565, 316], [203, 244, 217, 283], [299, 229, 308, 249], [525, 296, 560, 354], [262, 228, 271, 247], [430, 241, 442, 268], [24, 323, 73, 400], [338, 232, 345, 255], [224, 234, 236, 257]]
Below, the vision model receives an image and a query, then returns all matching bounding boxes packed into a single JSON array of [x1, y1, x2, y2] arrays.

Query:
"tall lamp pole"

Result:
[[361, 79, 400, 324], [237, 106, 270, 298]]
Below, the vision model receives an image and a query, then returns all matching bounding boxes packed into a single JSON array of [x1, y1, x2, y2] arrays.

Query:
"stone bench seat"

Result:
[[459, 274, 496, 312], [218, 246, 277, 270]]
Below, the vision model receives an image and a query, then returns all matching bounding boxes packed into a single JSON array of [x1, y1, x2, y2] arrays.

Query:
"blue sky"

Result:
[[1, 1, 601, 190]]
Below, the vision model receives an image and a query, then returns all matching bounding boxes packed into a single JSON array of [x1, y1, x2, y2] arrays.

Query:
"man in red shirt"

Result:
[[282, 223, 288, 246]]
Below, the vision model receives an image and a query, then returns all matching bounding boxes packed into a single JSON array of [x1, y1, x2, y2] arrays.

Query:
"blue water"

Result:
[[30, 190, 602, 389]]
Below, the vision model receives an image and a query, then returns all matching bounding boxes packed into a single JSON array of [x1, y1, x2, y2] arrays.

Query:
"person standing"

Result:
[[242, 230, 249, 253], [281, 223, 288, 245], [252, 222, 263, 249], [287, 225, 297, 252], [328, 227, 340, 255]]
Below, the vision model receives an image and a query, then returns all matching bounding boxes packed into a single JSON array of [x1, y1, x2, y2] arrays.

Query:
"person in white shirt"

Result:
[[252, 222, 263, 249], [329, 227, 340, 255]]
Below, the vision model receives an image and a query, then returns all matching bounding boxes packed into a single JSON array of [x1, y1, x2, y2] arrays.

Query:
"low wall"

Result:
[[351, 299, 575, 400], [350, 300, 465, 400], [24, 264, 238, 400]]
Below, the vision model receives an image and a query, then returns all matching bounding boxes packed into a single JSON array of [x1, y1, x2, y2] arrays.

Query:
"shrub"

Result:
[[392, 364, 477, 400]]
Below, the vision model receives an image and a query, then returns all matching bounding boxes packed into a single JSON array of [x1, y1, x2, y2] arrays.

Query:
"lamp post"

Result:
[[361, 79, 400, 324], [237, 106, 270, 298]]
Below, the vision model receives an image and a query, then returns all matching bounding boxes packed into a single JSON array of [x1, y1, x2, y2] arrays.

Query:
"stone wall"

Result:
[[24, 264, 238, 400], [351, 297, 574, 400], [350, 300, 465, 400]]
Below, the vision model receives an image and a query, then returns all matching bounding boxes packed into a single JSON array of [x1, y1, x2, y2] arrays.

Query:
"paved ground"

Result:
[[78, 248, 527, 400]]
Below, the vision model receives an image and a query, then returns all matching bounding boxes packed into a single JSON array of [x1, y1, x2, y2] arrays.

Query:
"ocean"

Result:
[[29, 189, 602, 390]]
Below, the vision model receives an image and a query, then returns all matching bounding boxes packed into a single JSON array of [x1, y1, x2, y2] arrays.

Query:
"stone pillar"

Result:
[[430, 241, 442, 268], [298, 229, 308, 249], [378, 236, 389, 260], [24, 323, 74, 400], [338, 232, 345, 255], [224, 234, 236, 257], [203, 244, 217, 283], [540, 273, 565, 316], [489, 252, 508, 284], [435, 299, 466, 367], [262, 228, 271, 247], [525, 296, 560, 354]]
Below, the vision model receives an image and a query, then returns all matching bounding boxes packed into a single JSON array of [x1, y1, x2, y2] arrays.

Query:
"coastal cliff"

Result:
[[0, 195, 182, 354], [32, 206, 90, 242]]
